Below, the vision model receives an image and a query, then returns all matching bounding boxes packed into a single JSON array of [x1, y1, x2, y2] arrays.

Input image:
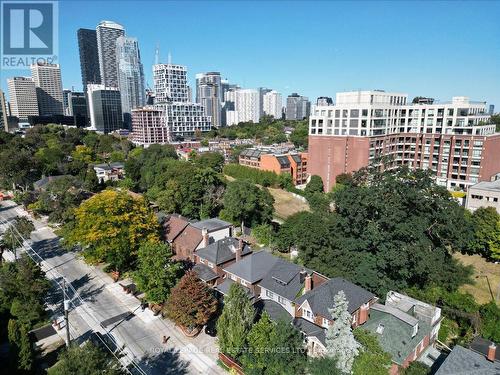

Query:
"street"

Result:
[[0, 200, 224, 375]]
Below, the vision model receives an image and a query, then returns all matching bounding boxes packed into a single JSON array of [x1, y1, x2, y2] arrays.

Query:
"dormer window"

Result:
[[376, 324, 385, 334], [412, 323, 418, 337]]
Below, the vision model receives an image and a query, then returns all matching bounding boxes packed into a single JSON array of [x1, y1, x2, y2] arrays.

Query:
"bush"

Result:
[[223, 164, 281, 187]]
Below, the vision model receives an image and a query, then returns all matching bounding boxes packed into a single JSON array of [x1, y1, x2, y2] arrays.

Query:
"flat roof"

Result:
[[470, 179, 500, 193]]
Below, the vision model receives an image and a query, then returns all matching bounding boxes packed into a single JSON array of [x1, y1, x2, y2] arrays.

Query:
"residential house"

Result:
[[435, 337, 499, 375], [294, 277, 377, 356], [93, 162, 125, 183], [363, 291, 442, 374], [161, 214, 233, 261], [193, 237, 252, 285]]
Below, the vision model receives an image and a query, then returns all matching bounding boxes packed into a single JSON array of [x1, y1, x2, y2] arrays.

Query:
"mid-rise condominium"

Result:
[[30, 62, 64, 115], [309, 90, 500, 191], [96, 21, 125, 88], [130, 107, 169, 145], [263, 90, 282, 119], [116, 36, 145, 127], [196, 72, 222, 127], [7, 77, 39, 121], [77, 28, 101, 92], [87, 84, 123, 134], [150, 62, 211, 139], [224, 88, 260, 125], [286, 93, 310, 120]]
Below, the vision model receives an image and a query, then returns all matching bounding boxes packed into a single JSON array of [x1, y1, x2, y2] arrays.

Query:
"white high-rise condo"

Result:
[[286, 93, 310, 120], [224, 88, 260, 125], [263, 90, 282, 119], [30, 62, 64, 116], [7, 77, 39, 121], [116, 36, 145, 127], [309, 90, 500, 191], [96, 21, 125, 88], [87, 84, 123, 134], [150, 62, 211, 140], [196, 72, 222, 127]]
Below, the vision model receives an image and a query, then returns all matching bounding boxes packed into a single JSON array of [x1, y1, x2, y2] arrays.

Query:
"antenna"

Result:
[[154, 43, 160, 65]]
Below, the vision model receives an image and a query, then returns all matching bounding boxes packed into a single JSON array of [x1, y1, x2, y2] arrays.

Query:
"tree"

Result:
[[308, 356, 342, 375], [469, 207, 500, 260], [216, 282, 255, 358], [326, 291, 360, 374], [263, 319, 307, 375], [305, 175, 324, 195], [252, 224, 274, 246], [289, 120, 309, 148], [335, 173, 353, 186], [1, 216, 35, 260], [479, 301, 500, 342], [64, 190, 160, 271], [192, 152, 225, 172], [241, 312, 275, 373], [490, 113, 500, 132], [401, 362, 430, 375], [164, 271, 218, 330], [352, 328, 392, 375], [220, 180, 274, 230], [48, 341, 125, 375], [133, 242, 182, 304]]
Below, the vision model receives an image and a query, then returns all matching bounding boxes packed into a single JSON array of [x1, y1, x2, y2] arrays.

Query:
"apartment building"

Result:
[[96, 21, 125, 88], [152, 63, 211, 139], [309, 90, 500, 191], [30, 62, 64, 116], [263, 90, 283, 119], [130, 107, 169, 144], [286, 93, 311, 120], [224, 88, 260, 125], [7, 77, 39, 121], [77, 28, 101, 92], [239, 147, 308, 185], [196, 72, 222, 127]]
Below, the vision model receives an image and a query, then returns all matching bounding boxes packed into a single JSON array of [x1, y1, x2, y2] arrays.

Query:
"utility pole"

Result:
[[63, 279, 71, 347]]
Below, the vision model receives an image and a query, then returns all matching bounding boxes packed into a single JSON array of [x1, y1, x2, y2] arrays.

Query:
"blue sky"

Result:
[[2, 0, 500, 107]]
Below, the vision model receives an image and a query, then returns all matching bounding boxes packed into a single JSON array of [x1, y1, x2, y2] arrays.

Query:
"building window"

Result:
[[266, 289, 274, 299], [207, 262, 214, 268], [277, 296, 286, 305]]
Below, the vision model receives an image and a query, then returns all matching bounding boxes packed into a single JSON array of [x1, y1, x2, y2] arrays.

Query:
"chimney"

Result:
[[236, 238, 243, 262], [202, 228, 209, 248], [487, 342, 496, 362], [303, 274, 312, 294]]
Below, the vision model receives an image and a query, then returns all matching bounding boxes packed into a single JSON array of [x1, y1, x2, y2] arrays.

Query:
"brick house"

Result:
[[161, 214, 233, 261]]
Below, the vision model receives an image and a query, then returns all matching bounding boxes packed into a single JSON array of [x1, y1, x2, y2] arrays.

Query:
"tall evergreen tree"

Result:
[[326, 291, 360, 373], [216, 283, 255, 359]]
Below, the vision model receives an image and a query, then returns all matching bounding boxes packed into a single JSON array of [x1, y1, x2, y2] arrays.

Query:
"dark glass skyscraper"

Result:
[[77, 29, 101, 92]]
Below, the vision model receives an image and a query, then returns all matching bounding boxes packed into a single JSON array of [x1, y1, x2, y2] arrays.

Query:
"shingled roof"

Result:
[[259, 258, 310, 301], [435, 345, 500, 375], [295, 277, 375, 316], [223, 251, 279, 284], [195, 237, 252, 265]]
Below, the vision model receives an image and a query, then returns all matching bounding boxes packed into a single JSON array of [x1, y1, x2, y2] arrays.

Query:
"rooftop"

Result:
[[223, 251, 279, 284], [293, 318, 327, 346], [255, 299, 293, 323], [192, 263, 218, 282], [470, 179, 500, 193], [295, 277, 375, 317], [195, 237, 252, 265], [190, 218, 233, 232], [435, 345, 500, 375], [259, 259, 310, 301], [215, 278, 254, 300]]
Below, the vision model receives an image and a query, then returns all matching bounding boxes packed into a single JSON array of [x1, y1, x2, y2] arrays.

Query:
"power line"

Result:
[[0, 215, 147, 375]]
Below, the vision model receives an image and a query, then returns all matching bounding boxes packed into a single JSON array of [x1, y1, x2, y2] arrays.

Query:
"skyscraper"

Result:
[[7, 77, 39, 121], [224, 89, 260, 125], [151, 62, 211, 139], [68, 92, 88, 127], [286, 93, 310, 120], [30, 62, 64, 115], [63, 89, 72, 115], [116, 36, 145, 128], [263, 90, 283, 119], [258, 87, 272, 118], [87, 84, 123, 134], [196, 72, 222, 127], [77, 28, 101, 92], [0, 90, 8, 132], [96, 21, 125, 88]]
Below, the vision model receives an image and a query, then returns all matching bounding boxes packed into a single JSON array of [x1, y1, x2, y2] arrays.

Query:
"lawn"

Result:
[[455, 253, 500, 306], [224, 175, 310, 220]]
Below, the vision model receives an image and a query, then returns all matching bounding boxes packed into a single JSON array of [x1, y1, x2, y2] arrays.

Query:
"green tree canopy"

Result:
[[133, 242, 183, 304], [469, 207, 500, 260], [64, 189, 160, 271], [48, 341, 125, 375], [216, 282, 255, 358], [352, 328, 392, 375], [220, 180, 274, 229]]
